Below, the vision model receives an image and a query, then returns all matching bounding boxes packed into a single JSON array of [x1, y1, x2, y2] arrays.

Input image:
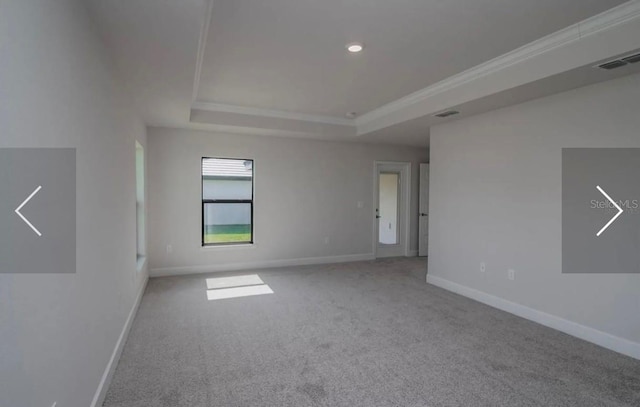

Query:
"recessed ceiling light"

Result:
[[346, 42, 364, 53]]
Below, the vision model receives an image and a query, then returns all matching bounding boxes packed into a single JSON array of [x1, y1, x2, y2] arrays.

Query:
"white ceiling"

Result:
[[87, 0, 640, 147], [196, 0, 625, 117], [87, 0, 208, 126], [363, 54, 640, 147]]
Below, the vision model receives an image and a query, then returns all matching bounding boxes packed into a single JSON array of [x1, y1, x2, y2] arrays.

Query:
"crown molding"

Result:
[[191, 0, 214, 103], [579, 0, 640, 36], [192, 101, 356, 126], [189, 1, 640, 138], [190, 0, 354, 128], [355, 0, 640, 127]]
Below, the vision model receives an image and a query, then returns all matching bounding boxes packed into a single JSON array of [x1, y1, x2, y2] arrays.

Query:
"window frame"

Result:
[[201, 157, 255, 247], [135, 141, 146, 271]]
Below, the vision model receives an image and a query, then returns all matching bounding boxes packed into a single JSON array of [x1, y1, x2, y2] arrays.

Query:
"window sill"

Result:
[[200, 243, 256, 251]]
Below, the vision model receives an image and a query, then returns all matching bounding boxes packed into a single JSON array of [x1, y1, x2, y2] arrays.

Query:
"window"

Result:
[[135, 141, 146, 269], [202, 157, 254, 246]]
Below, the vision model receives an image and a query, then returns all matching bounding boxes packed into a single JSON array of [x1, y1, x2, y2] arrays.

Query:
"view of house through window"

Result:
[[202, 158, 254, 245]]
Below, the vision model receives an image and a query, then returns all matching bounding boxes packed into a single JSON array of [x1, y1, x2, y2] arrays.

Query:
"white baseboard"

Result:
[[426, 274, 640, 360], [91, 276, 149, 407], [150, 253, 375, 277]]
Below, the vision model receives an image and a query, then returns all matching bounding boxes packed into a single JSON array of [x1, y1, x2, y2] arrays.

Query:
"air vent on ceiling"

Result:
[[597, 60, 628, 70], [596, 52, 640, 70], [434, 110, 459, 118], [622, 53, 640, 64]]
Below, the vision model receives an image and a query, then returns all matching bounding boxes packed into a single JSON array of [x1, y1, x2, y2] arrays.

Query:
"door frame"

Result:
[[372, 161, 411, 258]]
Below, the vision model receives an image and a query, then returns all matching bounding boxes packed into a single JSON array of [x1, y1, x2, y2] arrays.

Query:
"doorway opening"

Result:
[[418, 163, 429, 257], [374, 161, 411, 258], [378, 173, 400, 245]]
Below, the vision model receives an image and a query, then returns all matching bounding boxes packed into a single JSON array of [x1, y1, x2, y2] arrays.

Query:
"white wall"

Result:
[[0, 1, 148, 406], [428, 73, 640, 357], [148, 127, 428, 275]]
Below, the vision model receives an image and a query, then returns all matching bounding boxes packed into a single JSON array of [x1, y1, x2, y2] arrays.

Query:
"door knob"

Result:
[[420, 213, 428, 216]]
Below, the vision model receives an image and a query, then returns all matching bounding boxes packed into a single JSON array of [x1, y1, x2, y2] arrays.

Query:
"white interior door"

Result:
[[418, 163, 429, 257], [374, 162, 410, 258]]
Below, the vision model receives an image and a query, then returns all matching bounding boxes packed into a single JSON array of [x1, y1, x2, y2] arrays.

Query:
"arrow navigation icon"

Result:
[[14, 185, 42, 237], [595, 185, 623, 237]]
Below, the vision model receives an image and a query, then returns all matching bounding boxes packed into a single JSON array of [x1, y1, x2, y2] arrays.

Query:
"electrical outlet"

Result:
[[324, 237, 329, 245], [166, 244, 172, 254], [508, 269, 515, 280], [480, 262, 486, 272], [357, 201, 364, 209]]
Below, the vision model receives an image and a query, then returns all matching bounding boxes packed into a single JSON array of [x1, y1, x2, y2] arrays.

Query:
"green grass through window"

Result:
[[204, 224, 251, 244]]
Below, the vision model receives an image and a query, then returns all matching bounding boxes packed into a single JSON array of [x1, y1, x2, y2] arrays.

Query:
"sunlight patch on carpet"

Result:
[[205, 274, 273, 300]]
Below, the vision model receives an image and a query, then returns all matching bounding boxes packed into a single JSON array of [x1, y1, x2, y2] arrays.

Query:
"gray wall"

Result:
[[428, 73, 640, 347], [148, 127, 428, 274], [0, 1, 148, 406]]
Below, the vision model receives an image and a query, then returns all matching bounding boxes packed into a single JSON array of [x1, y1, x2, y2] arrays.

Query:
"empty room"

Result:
[[2, 0, 640, 406]]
